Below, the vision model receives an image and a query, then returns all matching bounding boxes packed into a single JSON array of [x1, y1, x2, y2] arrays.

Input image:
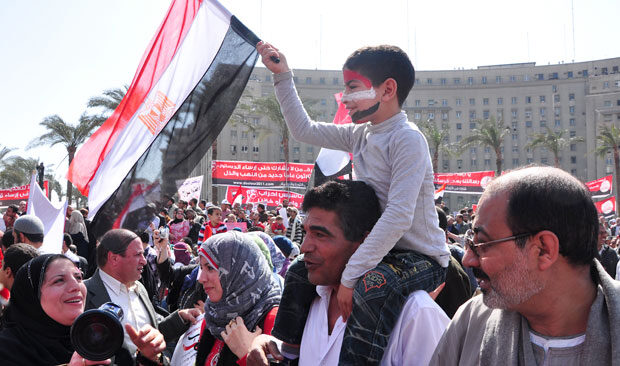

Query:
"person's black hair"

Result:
[[190, 198, 198, 205], [257, 203, 265, 210], [63, 233, 73, 246], [137, 230, 150, 244], [343, 45, 415, 107], [436, 207, 448, 231], [200, 199, 207, 205], [68, 244, 77, 254], [486, 166, 598, 266], [2, 228, 15, 249], [96, 229, 139, 267], [7, 204, 19, 214], [2, 243, 38, 275], [247, 226, 265, 232], [302, 180, 381, 242], [181, 237, 193, 246], [207, 206, 222, 215], [14, 230, 44, 244]]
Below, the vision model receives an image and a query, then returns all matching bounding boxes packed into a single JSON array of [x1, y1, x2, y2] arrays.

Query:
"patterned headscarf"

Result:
[[199, 232, 281, 340]]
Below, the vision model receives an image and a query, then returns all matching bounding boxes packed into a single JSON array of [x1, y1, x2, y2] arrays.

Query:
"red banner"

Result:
[[0, 181, 49, 206], [433, 171, 495, 195], [595, 196, 616, 216], [586, 175, 613, 198], [225, 186, 303, 210], [212, 160, 313, 189]]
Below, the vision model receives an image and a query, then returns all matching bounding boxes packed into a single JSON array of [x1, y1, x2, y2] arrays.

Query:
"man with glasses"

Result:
[[430, 166, 620, 365]]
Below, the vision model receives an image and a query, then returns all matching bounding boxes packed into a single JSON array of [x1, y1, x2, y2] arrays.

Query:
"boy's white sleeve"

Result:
[[341, 129, 431, 288], [273, 71, 355, 151]]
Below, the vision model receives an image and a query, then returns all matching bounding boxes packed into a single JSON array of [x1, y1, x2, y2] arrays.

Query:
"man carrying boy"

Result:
[[257, 42, 449, 364]]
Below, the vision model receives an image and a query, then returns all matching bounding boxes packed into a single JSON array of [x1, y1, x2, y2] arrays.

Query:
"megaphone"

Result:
[[70, 302, 125, 361]]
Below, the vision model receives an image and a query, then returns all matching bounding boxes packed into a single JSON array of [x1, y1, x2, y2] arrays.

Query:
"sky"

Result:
[[1, 0, 619, 192]]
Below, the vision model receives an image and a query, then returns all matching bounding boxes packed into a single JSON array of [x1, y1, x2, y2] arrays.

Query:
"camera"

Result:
[[70, 302, 125, 361], [158, 226, 169, 240]]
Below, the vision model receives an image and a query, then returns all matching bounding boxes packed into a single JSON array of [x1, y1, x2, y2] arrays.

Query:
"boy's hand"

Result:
[[257, 41, 290, 74], [337, 284, 354, 321]]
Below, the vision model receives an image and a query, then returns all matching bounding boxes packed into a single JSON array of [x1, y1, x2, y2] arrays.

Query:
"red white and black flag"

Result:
[[433, 171, 495, 195], [67, 0, 261, 239], [585, 175, 613, 198], [595, 196, 616, 217]]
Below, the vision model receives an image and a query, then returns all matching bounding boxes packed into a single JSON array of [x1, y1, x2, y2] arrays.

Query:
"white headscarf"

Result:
[[68, 211, 89, 243]]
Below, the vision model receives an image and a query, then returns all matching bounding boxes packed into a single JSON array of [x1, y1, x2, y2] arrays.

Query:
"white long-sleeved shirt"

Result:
[[274, 71, 450, 287], [299, 287, 450, 366]]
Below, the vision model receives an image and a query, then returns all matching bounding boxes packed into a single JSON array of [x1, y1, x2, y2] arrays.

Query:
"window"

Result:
[[230, 145, 237, 153], [241, 145, 248, 152], [569, 118, 576, 126], [468, 77, 474, 85], [512, 109, 518, 118], [456, 111, 462, 118], [567, 71, 573, 78], [469, 111, 476, 120], [540, 95, 546, 103], [570, 144, 576, 151], [321, 98, 327, 106], [456, 98, 462, 106], [497, 97, 503, 105], [540, 120, 547, 127], [483, 98, 489, 105], [319, 77, 325, 84], [443, 160, 449, 170], [497, 110, 504, 119], [512, 134, 518, 140], [241, 131, 249, 138], [483, 110, 490, 120], [569, 106, 575, 115], [252, 117, 260, 125], [554, 94, 560, 103], [457, 159, 463, 168], [569, 93, 575, 101], [552, 85, 558, 93], [442, 99, 448, 106], [456, 135, 462, 142], [470, 122, 476, 129], [442, 112, 448, 120], [540, 107, 546, 117], [524, 74, 530, 81], [602, 67, 608, 75], [307, 146, 314, 153], [428, 99, 435, 106], [414, 113, 421, 120], [484, 159, 491, 166], [484, 147, 491, 153], [555, 119, 561, 127], [526, 120, 532, 127], [427, 78, 433, 85], [510, 75, 517, 82], [525, 110, 532, 119], [554, 107, 561, 116], [454, 78, 461, 84], [550, 72, 558, 80], [512, 146, 519, 153], [527, 158, 534, 164], [482, 76, 487, 84], [440, 78, 447, 85], [570, 156, 577, 164], [511, 97, 518, 105], [305, 77, 312, 84], [471, 159, 477, 167], [469, 98, 475, 106], [496, 76, 502, 84], [333, 77, 339, 85], [541, 158, 548, 164], [512, 121, 517, 130], [570, 130, 576, 137], [582, 70, 588, 77], [536, 73, 544, 80], [604, 100, 612, 107], [470, 147, 477, 154], [526, 96, 532, 104], [252, 146, 259, 152], [513, 158, 519, 165], [428, 112, 435, 120], [415, 100, 421, 106], [230, 130, 237, 138], [293, 76, 298, 83]]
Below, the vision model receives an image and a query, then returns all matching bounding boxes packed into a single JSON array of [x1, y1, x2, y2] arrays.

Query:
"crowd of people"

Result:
[[0, 41, 617, 366]]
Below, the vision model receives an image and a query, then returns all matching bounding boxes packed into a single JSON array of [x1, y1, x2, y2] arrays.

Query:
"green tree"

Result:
[[459, 117, 510, 176], [28, 114, 102, 205], [87, 86, 127, 114], [0, 144, 15, 169], [0, 157, 62, 199], [527, 127, 585, 167], [596, 124, 620, 215], [418, 120, 455, 173]]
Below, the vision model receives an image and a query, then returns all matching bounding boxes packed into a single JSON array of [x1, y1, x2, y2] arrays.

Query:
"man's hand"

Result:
[[246, 334, 283, 366], [178, 308, 202, 325], [336, 283, 354, 321], [221, 317, 263, 359], [194, 300, 205, 312], [256, 41, 290, 74], [152, 230, 169, 263], [125, 323, 166, 362], [68, 351, 111, 365]]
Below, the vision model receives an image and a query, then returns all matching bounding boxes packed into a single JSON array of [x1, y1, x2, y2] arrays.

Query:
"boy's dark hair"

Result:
[[190, 198, 198, 205], [343, 45, 415, 107], [207, 206, 222, 215], [302, 180, 381, 242], [137, 230, 150, 244], [247, 226, 265, 232], [2, 229, 15, 249], [3, 243, 38, 274], [63, 233, 73, 246], [181, 237, 194, 246], [435, 207, 448, 231]]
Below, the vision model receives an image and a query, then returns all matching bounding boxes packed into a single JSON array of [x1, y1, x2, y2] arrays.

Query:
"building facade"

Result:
[[195, 58, 620, 209]]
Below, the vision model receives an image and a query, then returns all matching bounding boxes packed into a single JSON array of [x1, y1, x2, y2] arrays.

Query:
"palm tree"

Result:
[[87, 86, 127, 114], [418, 120, 455, 172], [527, 127, 585, 167], [28, 114, 102, 205], [459, 117, 510, 176], [596, 124, 620, 215], [0, 144, 15, 169], [0, 157, 62, 199]]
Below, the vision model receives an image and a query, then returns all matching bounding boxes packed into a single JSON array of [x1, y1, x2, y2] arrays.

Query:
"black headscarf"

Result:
[[0, 254, 76, 365]]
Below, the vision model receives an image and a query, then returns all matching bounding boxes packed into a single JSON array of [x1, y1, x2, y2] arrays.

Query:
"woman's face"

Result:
[[175, 209, 185, 219], [198, 256, 223, 302], [40, 258, 86, 326]]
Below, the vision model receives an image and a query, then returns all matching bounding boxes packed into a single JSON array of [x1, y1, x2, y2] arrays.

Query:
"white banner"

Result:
[[176, 175, 203, 202]]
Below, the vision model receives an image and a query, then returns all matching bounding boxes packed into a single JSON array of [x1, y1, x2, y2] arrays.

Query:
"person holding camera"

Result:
[[0, 254, 111, 365], [85, 229, 201, 365]]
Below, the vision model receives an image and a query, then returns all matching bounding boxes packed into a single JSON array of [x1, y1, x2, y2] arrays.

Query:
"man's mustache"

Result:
[[472, 267, 489, 280]]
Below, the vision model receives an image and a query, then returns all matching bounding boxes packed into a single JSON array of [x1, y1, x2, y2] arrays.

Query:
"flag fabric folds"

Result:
[[26, 174, 68, 254], [68, 0, 261, 239]]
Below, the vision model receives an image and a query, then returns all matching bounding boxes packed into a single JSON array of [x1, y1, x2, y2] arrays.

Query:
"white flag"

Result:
[[26, 174, 67, 254]]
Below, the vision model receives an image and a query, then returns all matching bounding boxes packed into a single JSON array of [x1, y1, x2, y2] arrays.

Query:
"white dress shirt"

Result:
[[299, 287, 450, 366], [99, 269, 152, 355]]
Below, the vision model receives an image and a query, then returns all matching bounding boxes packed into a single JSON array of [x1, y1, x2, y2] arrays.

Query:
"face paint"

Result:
[[343, 69, 372, 88], [351, 102, 380, 123], [341, 88, 376, 103]]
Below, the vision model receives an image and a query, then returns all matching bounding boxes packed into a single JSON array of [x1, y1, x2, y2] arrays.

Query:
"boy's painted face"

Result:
[[342, 69, 380, 123]]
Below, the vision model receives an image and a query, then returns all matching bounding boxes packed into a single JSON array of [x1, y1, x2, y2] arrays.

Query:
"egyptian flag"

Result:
[[434, 183, 447, 200], [67, 0, 261, 239], [312, 92, 353, 187]]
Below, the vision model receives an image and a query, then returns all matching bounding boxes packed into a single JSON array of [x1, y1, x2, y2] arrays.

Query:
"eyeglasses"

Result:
[[464, 230, 533, 257]]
